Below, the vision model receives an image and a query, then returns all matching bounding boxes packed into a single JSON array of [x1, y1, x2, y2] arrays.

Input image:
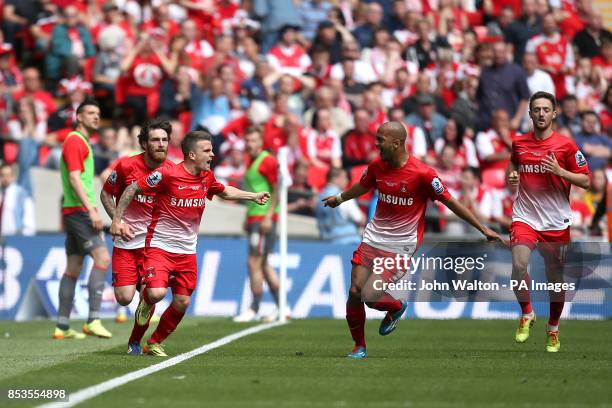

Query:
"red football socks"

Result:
[[371, 293, 403, 313], [148, 304, 185, 344], [514, 274, 533, 315], [128, 301, 156, 344], [548, 302, 564, 327], [346, 301, 366, 348]]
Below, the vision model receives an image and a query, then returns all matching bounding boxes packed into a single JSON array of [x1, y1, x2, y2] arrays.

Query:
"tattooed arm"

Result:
[[110, 182, 141, 240], [100, 189, 117, 219]]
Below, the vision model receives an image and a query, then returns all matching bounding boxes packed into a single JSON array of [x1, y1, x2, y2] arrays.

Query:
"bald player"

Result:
[[323, 121, 503, 359]]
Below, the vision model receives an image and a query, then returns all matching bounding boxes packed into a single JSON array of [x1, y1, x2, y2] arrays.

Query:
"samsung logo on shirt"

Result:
[[170, 197, 206, 207], [519, 164, 548, 173], [379, 193, 414, 206]]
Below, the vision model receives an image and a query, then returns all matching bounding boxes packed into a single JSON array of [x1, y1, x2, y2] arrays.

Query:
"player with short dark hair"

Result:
[[100, 117, 174, 355], [507, 91, 590, 352], [323, 121, 502, 359], [233, 125, 282, 323], [110, 130, 271, 356], [54, 98, 112, 340]]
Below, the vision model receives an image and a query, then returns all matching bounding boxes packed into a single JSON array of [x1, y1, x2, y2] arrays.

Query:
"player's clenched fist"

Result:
[[508, 171, 519, 186], [254, 192, 271, 205], [110, 220, 135, 241]]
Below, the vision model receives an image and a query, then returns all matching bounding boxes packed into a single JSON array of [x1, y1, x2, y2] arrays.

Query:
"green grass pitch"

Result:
[[1, 318, 611, 407]]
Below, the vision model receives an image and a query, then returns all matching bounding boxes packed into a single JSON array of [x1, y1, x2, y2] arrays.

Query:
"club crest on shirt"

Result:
[[146, 171, 162, 187], [431, 177, 444, 194], [575, 151, 587, 167], [107, 170, 117, 185], [400, 182, 408, 193]]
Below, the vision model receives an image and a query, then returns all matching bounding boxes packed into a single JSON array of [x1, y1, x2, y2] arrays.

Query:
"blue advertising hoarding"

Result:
[[0, 235, 610, 320]]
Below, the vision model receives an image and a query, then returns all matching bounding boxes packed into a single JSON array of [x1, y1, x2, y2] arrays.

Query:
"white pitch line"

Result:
[[38, 321, 287, 408]]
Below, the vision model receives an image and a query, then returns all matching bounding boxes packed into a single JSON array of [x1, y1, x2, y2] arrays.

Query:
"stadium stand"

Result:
[[0, 0, 610, 241]]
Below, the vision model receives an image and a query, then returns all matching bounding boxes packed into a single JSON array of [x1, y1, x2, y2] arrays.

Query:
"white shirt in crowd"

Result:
[[0, 184, 36, 236]]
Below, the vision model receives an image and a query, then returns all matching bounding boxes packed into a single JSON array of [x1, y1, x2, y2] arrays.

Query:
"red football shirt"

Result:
[[124, 54, 164, 97], [137, 163, 226, 254], [359, 156, 452, 252], [103, 153, 174, 249], [511, 131, 590, 231], [61, 134, 90, 214]]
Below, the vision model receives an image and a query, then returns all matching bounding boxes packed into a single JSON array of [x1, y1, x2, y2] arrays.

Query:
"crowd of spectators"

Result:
[[0, 0, 611, 239]]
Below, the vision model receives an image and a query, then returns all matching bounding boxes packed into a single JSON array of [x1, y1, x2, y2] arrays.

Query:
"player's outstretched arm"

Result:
[[443, 197, 504, 244], [218, 186, 271, 205], [322, 182, 370, 208], [541, 153, 590, 189], [110, 182, 140, 240]]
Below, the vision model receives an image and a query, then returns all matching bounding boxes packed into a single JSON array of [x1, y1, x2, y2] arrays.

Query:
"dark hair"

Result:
[[580, 110, 598, 120], [462, 166, 481, 181], [365, 81, 384, 91], [245, 125, 263, 138], [329, 7, 346, 26], [561, 94, 578, 104], [14, 96, 37, 119], [311, 108, 329, 129], [445, 117, 466, 146], [138, 117, 172, 149], [374, 26, 390, 35], [529, 91, 557, 111], [388, 106, 405, 121], [311, 45, 329, 56], [76, 98, 99, 115], [181, 130, 212, 157]]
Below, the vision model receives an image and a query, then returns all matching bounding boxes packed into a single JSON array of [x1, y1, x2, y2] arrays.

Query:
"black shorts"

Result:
[[247, 221, 277, 257], [63, 211, 106, 256]]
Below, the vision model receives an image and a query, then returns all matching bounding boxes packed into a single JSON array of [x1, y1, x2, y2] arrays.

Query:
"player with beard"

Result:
[[507, 91, 590, 352], [110, 130, 270, 356], [100, 118, 174, 354], [323, 121, 503, 359]]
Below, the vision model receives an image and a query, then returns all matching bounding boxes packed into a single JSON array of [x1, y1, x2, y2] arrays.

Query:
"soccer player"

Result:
[[110, 130, 270, 356], [507, 91, 590, 352], [233, 126, 281, 323], [54, 98, 112, 340], [323, 121, 503, 359], [100, 118, 174, 354]]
